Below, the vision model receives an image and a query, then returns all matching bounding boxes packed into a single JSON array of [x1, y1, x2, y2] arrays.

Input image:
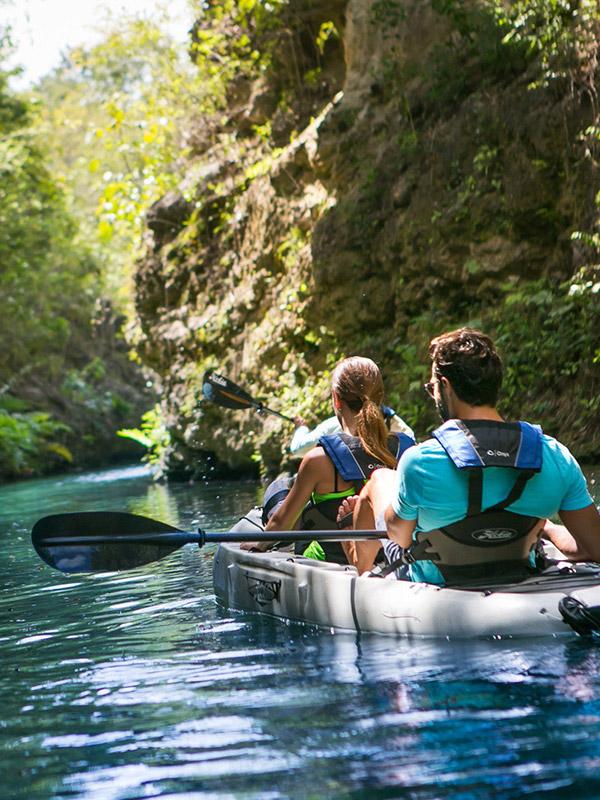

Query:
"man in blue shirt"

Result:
[[345, 327, 600, 581]]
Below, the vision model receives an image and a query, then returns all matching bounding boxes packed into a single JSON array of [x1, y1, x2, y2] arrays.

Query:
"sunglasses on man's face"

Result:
[[423, 381, 436, 399]]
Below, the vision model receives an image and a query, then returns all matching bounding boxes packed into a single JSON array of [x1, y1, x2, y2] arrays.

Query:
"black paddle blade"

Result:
[[32, 512, 185, 573], [202, 371, 255, 411]]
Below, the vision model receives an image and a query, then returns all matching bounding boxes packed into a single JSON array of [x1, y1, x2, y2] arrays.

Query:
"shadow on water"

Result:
[[1, 465, 599, 799]]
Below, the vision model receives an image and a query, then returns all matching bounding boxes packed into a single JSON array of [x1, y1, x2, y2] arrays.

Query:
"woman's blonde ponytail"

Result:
[[356, 398, 397, 469], [331, 357, 396, 469]]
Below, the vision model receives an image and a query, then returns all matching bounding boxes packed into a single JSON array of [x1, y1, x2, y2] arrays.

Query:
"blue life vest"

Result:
[[319, 431, 415, 488], [298, 431, 416, 562], [407, 419, 544, 585]]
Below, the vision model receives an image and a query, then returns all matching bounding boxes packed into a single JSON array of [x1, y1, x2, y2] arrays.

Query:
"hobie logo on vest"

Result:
[[486, 449, 510, 458], [471, 528, 518, 542]]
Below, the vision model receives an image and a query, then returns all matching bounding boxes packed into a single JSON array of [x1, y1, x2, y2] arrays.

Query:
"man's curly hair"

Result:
[[429, 328, 503, 407]]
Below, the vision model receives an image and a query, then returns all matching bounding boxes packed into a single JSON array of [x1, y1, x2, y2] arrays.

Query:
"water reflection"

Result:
[[1, 465, 600, 799], [129, 482, 181, 527]]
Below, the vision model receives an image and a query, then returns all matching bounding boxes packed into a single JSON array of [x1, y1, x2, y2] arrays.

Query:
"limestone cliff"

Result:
[[134, 0, 600, 479]]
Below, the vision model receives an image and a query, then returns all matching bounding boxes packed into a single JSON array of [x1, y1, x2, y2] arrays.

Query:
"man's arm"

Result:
[[384, 504, 417, 549], [354, 468, 416, 548], [543, 504, 600, 561]]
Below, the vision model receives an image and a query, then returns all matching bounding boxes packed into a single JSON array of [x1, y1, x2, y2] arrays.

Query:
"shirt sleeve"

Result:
[[388, 414, 415, 439], [289, 416, 341, 457], [289, 426, 312, 456], [558, 451, 594, 511], [391, 447, 421, 520]]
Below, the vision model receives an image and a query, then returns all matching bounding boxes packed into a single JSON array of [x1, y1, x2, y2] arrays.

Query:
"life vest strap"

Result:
[[433, 419, 543, 471], [467, 469, 483, 517], [465, 465, 536, 518], [486, 469, 536, 512]]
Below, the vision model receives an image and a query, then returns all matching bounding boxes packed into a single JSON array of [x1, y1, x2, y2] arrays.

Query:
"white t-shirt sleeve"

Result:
[[388, 414, 415, 439], [289, 416, 341, 457]]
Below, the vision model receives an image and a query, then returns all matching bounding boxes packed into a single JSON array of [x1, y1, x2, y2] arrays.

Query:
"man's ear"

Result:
[[439, 376, 456, 403]]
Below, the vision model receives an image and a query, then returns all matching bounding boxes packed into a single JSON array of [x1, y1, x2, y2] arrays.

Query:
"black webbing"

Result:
[[368, 538, 434, 578], [466, 469, 483, 517], [465, 467, 535, 518], [486, 469, 535, 512], [369, 556, 403, 579]]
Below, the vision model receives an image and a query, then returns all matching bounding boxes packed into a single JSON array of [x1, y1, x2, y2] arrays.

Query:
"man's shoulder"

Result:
[[400, 437, 447, 469], [540, 433, 579, 470], [414, 437, 446, 455], [540, 431, 573, 457]]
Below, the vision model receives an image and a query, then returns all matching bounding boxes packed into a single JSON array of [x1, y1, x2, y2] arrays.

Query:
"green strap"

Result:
[[302, 541, 327, 560], [311, 485, 360, 505]]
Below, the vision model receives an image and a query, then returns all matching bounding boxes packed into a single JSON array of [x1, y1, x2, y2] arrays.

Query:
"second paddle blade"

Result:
[[202, 371, 255, 410], [32, 511, 184, 574]]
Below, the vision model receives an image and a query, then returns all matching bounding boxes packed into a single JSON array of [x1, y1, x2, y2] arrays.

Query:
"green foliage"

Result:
[[36, 13, 202, 309], [0, 55, 98, 388], [315, 21, 339, 54], [118, 405, 171, 467], [0, 39, 148, 479], [490, 277, 599, 436], [61, 359, 132, 417], [34, 2, 288, 316], [370, 0, 407, 26], [425, 0, 524, 107], [492, 0, 600, 89], [0, 409, 71, 478], [426, 0, 599, 102]]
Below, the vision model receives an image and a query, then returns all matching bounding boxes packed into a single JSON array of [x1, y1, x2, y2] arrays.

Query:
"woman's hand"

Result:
[[337, 495, 359, 528], [239, 540, 277, 552]]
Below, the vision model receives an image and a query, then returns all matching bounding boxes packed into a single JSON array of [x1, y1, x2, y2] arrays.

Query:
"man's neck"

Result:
[[451, 401, 503, 421]]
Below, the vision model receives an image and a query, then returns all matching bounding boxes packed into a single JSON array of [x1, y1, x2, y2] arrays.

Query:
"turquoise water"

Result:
[[1, 464, 600, 799]]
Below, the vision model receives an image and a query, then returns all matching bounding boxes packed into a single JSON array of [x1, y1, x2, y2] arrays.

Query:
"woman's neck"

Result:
[[338, 405, 358, 436]]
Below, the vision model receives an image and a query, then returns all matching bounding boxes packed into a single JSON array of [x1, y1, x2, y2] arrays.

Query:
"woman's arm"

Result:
[[266, 452, 322, 531], [240, 450, 323, 551]]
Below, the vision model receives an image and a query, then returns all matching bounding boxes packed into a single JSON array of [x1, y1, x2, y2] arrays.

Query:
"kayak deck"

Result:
[[212, 542, 600, 639]]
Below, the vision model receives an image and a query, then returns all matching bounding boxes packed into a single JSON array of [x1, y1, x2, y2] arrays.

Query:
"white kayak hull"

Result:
[[212, 511, 600, 639]]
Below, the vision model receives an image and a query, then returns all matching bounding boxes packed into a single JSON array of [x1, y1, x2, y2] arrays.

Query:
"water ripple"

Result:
[[2, 471, 600, 799]]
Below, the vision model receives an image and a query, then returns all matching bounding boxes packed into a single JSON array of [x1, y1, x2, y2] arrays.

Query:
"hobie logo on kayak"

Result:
[[210, 374, 227, 387], [246, 574, 281, 605], [471, 528, 518, 542]]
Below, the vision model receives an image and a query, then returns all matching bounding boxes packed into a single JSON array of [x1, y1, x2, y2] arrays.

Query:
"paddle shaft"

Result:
[[37, 529, 388, 547], [254, 402, 293, 422]]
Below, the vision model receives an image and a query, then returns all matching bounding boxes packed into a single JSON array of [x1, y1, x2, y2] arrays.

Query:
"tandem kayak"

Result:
[[213, 508, 600, 639]]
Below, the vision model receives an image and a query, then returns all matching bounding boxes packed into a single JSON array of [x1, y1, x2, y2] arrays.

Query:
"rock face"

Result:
[[134, 0, 600, 478]]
